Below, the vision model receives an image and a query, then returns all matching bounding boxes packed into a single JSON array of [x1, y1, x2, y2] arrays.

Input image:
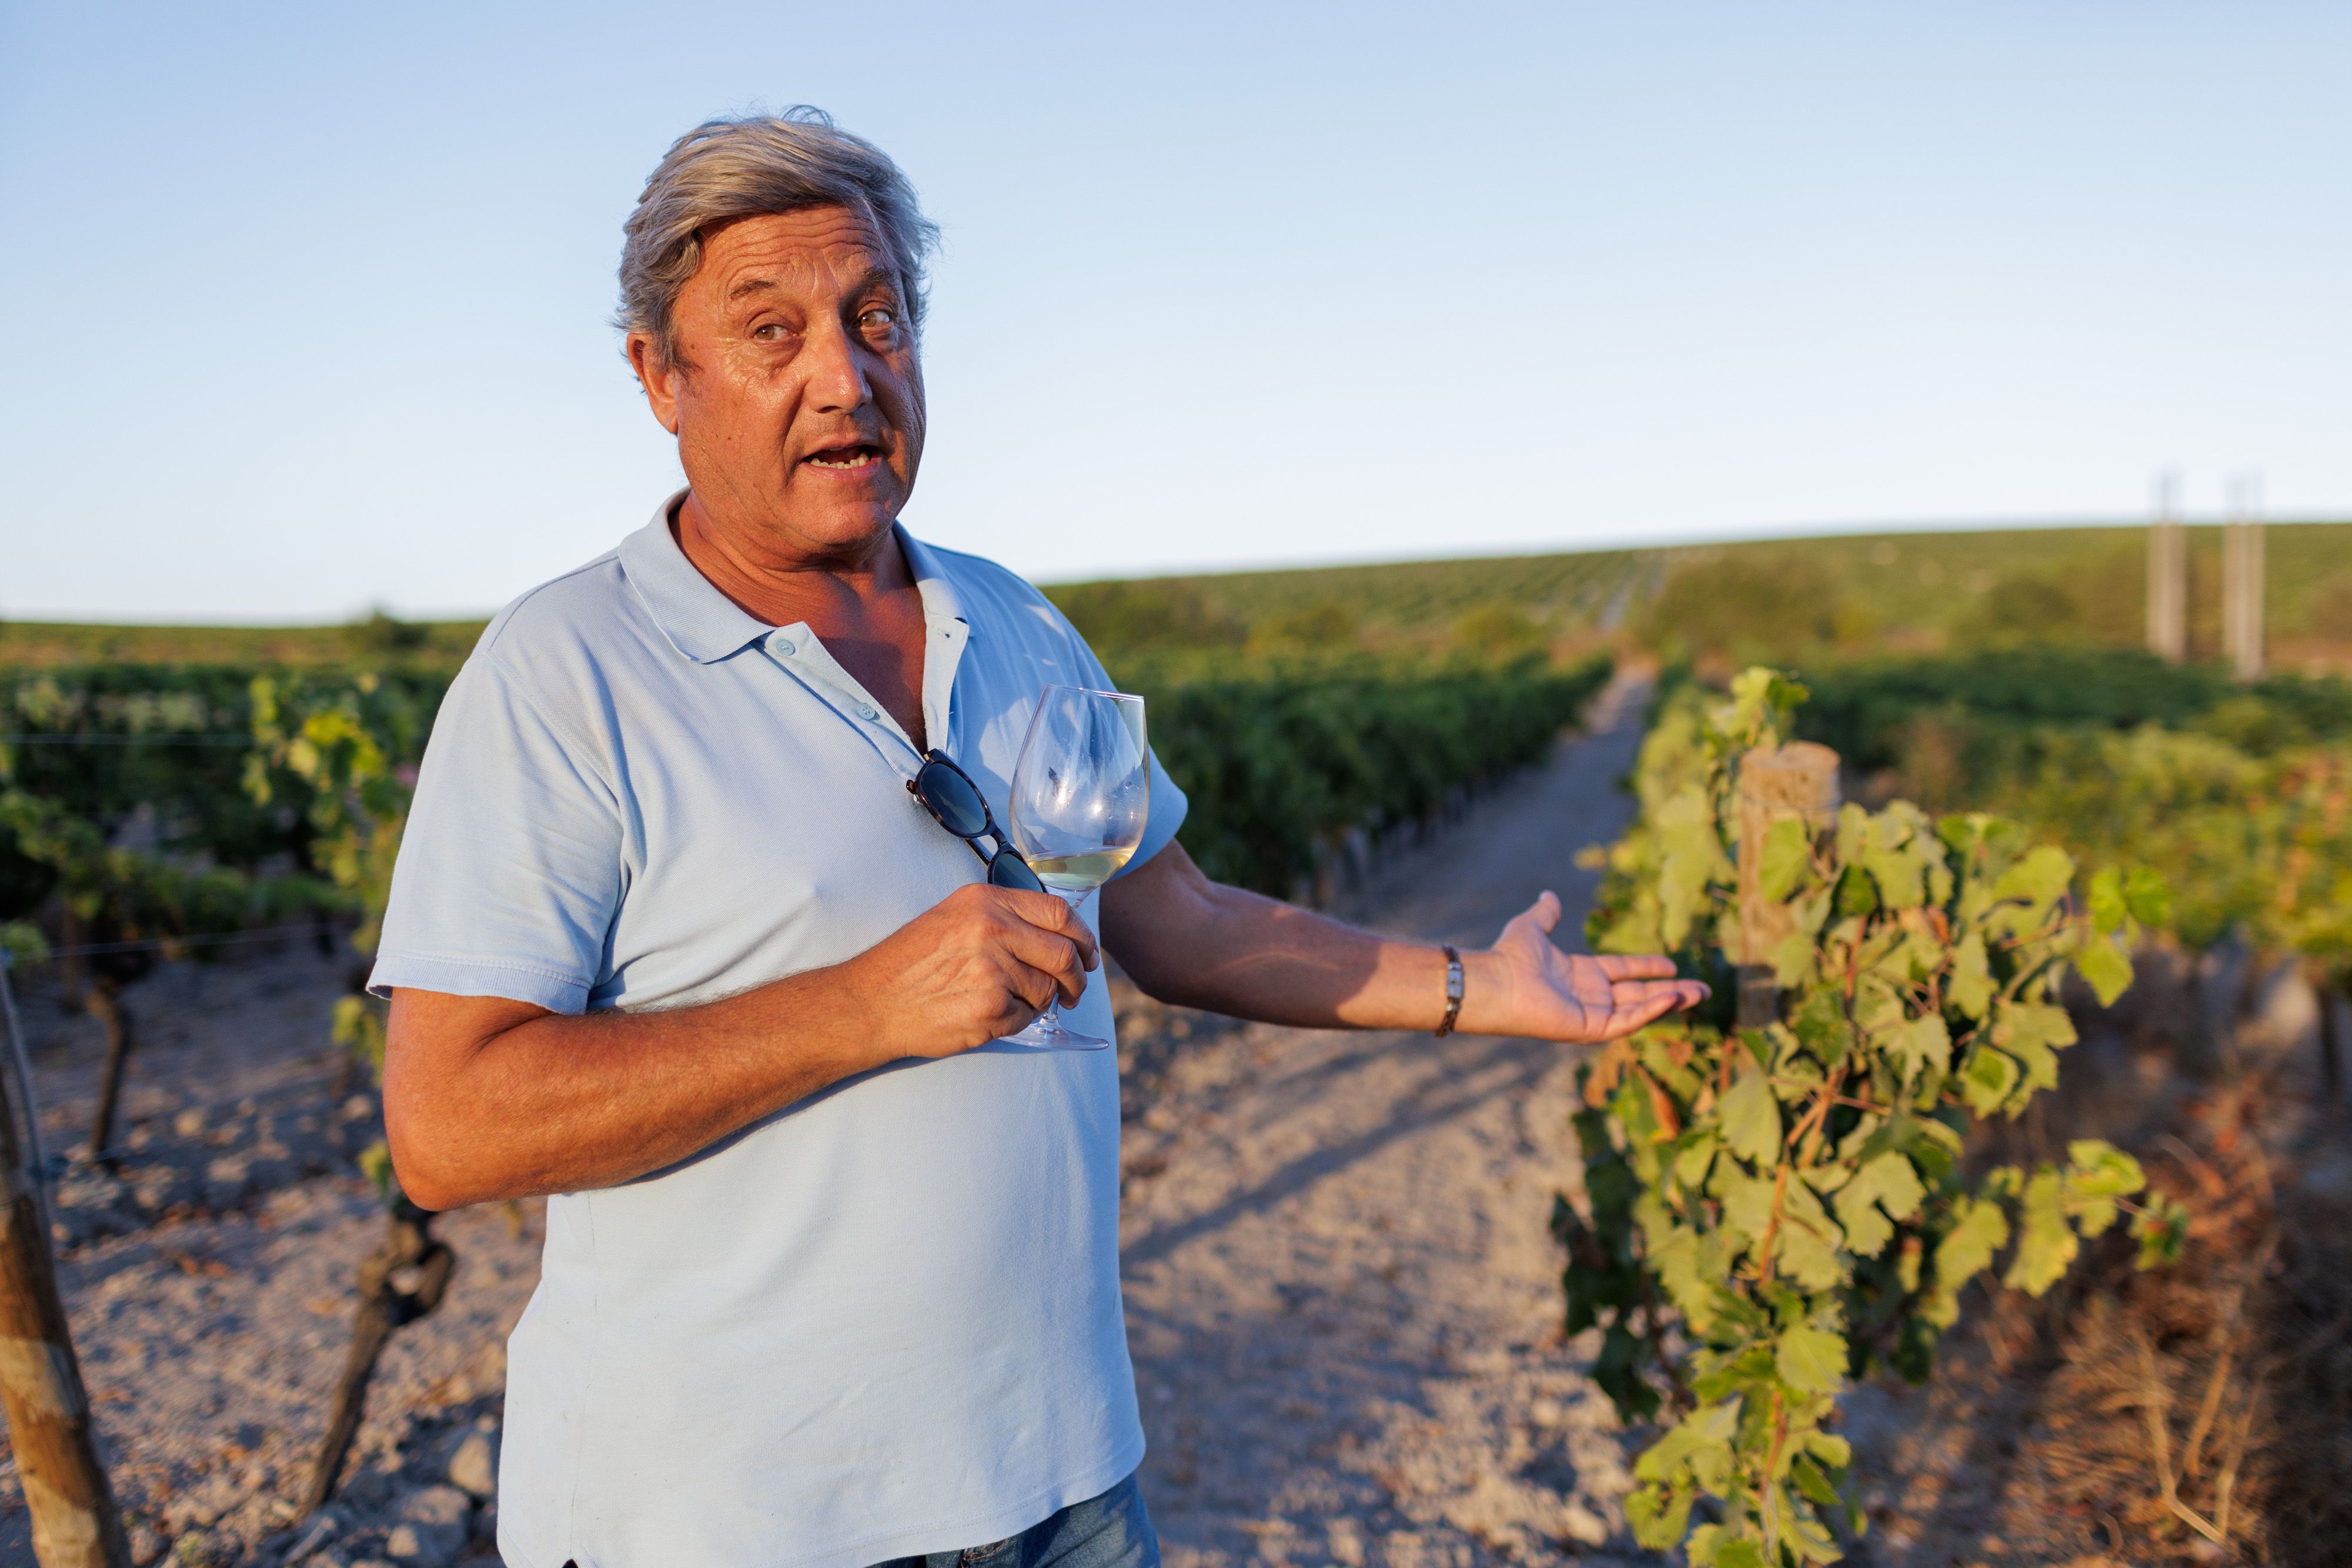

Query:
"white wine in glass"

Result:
[[1002, 685, 1149, 1051], [1025, 848, 1135, 892]]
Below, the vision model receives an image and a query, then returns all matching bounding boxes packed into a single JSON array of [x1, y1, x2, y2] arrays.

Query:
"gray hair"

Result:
[[617, 108, 940, 369]]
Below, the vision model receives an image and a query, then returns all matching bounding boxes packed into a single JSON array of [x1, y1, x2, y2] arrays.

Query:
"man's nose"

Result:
[[801, 316, 872, 414]]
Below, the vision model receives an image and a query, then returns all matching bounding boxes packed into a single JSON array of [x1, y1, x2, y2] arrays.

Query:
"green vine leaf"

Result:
[[2003, 1167, 2077, 1295], [1833, 1152, 1926, 1259], [1957, 1044, 2022, 1117], [1634, 1399, 1741, 1489], [1775, 1322, 1848, 1396], [1718, 1064, 1782, 1166], [1889, 1013, 1952, 1081], [1758, 814, 1813, 901], [2075, 931, 2135, 1007], [2062, 1139, 2146, 1238], [1947, 932, 1994, 1019], [1994, 843, 2076, 911], [1993, 1001, 2073, 1092]]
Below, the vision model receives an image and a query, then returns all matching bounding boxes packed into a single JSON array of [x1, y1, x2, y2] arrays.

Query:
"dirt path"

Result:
[[1120, 676, 1653, 1566]]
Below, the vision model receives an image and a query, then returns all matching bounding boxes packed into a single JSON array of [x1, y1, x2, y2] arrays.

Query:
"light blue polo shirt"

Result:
[[370, 494, 1186, 1568]]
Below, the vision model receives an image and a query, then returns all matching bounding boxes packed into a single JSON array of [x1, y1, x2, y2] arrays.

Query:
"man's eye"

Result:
[[860, 307, 897, 330], [752, 323, 790, 342]]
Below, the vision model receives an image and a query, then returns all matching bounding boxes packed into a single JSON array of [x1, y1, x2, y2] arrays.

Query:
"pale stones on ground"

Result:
[[126, 1519, 168, 1565], [169, 1530, 223, 1566], [384, 1485, 475, 1567], [447, 1425, 499, 1497], [384, 1527, 451, 1568]]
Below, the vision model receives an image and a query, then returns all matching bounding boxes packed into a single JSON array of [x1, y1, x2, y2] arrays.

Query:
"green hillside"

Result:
[[1047, 520, 2352, 673], [0, 613, 486, 672], [8, 520, 2347, 673], [1635, 521, 2352, 674]]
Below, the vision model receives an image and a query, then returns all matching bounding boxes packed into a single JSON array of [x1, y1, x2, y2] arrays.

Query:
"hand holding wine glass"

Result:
[[1001, 685, 1148, 1050]]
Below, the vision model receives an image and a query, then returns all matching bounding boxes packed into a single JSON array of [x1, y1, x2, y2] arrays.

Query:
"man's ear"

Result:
[[624, 332, 684, 435]]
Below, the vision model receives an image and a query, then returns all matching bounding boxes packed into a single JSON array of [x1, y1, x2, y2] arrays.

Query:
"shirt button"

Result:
[[856, 703, 879, 721], [775, 638, 795, 656]]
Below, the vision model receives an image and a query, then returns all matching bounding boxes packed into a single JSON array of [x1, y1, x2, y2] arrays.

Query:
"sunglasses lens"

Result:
[[916, 761, 989, 838], [988, 850, 1045, 894]]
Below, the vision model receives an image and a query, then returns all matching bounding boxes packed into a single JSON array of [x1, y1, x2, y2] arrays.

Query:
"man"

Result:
[[376, 110, 1706, 1568]]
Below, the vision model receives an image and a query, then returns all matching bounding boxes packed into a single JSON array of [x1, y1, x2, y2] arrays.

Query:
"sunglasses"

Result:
[[906, 750, 1047, 893]]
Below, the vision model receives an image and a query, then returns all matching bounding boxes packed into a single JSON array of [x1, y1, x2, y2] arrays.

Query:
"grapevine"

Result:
[[1795, 652, 2352, 1088], [1127, 652, 1612, 897], [1559, 669, 2189, 1565]]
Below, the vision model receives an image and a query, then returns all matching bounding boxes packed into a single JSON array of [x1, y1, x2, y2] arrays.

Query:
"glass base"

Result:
[[1001, 1012, 1111, 1051], [999, 887, 1110, 1050]]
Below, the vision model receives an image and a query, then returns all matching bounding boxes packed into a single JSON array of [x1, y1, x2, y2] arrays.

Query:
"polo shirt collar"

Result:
[[618, 493, 972, 666], [619, 492, 773, 665], [894, 525, 973, 638]]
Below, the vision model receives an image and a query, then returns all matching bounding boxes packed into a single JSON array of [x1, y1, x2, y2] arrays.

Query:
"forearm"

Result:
[[386, 883, 1099, 1209], [1102, 846, 1503, 1034], [385, 969, 886, 1209]]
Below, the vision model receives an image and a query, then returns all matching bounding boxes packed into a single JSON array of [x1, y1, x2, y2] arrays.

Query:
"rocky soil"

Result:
[[0, 944, 543, 1567]]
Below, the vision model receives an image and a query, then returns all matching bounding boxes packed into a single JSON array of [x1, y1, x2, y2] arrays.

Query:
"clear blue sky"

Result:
[[4, 2, 2346, 622]]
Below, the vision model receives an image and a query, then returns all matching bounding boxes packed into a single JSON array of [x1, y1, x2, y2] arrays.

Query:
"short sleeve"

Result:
[[1062, 621, 1188, 881], [369, 653, 624, 1014]]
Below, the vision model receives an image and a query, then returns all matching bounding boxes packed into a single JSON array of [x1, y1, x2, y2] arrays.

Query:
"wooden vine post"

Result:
[[1734, 740, 1842, 1028], [298, 1198, 454, 1514], [81, 979, 135, 1162], [0, 962, 131, 1567]]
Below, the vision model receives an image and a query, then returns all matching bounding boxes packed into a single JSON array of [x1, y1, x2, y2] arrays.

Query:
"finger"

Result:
[[994, 888, 1101, 971], [1524, 890, 1561, 934], [1000, 922, 1090, 1006], [1608, 978, 1710, 1009], [1590, 989, 1694, 1041], [1000, 954, 1060, 1018], [1595, 953, 1679, 981]]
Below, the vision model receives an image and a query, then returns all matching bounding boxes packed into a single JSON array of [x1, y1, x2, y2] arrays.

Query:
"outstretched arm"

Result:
[[1098, 841, 1706, 1042]]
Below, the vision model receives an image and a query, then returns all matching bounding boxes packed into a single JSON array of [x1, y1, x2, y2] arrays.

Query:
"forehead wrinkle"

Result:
[[705, 206, 886, 270], [706, 239, 892, 312]]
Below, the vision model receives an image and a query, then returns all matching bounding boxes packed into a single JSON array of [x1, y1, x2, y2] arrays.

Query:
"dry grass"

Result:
[[1849, 974, 2352, 1567]]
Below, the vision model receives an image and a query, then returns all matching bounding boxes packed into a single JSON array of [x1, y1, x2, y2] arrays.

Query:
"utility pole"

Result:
[[0, 952, 131, 1568], [2223, 472, 2266, 681], [2146, 469, 2187, 664]]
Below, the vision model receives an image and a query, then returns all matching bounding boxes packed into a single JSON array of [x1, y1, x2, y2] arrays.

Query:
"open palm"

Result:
[[1480, 891, 1709, 1043]]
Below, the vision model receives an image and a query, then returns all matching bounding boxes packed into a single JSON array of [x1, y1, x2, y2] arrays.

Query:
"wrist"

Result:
[[1450, 948, 1511, 1037], [1430, 944, 1466, 1035], [787, 958, 900, 1075]]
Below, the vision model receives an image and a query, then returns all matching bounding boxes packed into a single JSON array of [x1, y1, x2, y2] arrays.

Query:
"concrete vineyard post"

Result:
[[1734, 741, 1841, 1029], [0, 989, 130, 1567], [2147, 473, 2187, 664], [2223, 513, 2265, 683]]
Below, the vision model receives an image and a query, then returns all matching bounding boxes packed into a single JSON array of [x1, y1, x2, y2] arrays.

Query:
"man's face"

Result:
[[631, 205, 925, 559]]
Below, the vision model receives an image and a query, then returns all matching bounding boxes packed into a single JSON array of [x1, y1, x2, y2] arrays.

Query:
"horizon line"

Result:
[[8, 511, 2346, 630]]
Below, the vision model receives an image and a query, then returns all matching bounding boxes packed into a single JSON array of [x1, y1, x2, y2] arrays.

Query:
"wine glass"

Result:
[[1000, 685, 1149, 1051]]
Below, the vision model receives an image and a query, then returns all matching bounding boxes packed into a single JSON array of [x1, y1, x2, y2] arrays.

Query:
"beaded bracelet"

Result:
[[1434, 944, 1465, 1037]]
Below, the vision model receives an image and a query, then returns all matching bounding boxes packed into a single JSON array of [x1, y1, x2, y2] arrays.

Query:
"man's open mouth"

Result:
[[804, 444, 883, 471]]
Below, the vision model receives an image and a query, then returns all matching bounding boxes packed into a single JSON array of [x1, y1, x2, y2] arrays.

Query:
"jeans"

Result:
[[869, 1472, 1158, 1568]]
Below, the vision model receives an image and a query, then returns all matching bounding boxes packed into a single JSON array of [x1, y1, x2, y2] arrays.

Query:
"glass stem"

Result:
[[1053, 888, 1091, 1027]]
